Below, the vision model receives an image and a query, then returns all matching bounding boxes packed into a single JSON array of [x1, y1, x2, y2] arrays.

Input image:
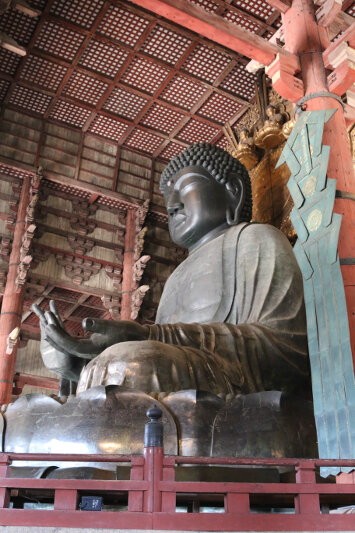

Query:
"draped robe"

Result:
[[77, 223, 310, 394]]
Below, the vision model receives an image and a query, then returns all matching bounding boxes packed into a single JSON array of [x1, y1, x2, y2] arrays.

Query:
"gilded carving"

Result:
[[254, 105, 288, 150]]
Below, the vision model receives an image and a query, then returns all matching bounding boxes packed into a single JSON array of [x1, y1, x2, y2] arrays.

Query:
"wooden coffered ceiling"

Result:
[[0, 0, 353, 163], [0, 0, 281, 162]]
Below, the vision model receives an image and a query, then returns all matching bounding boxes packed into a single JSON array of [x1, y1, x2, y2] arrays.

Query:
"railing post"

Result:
[[295, 460, 320, 515], [161, 456, 176, 512], [225, 493, 250, 514], [129, 456, 145, 512], [54, 489, 78, 511], [0, 453, 11, 508], [143, 406, 164, 513]]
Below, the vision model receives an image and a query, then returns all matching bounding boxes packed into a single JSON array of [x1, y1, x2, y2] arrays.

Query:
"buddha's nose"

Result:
[[166, 190, 183, 216], [166, 202, 184, 216]]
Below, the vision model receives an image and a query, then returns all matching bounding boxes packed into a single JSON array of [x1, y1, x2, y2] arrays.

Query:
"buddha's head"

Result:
[[160, 143, 252, 251]]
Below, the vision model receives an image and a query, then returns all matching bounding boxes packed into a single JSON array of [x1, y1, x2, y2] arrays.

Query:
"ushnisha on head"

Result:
[[160, 143, 252, 251]]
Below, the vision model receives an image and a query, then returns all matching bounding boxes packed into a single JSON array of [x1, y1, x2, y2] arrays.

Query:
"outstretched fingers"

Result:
[[32, 304, 47, 326], [49, 300, 65, 329], [45, 311, 62, 328]]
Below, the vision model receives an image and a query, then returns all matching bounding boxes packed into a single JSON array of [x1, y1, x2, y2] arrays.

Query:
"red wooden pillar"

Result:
[[0, 176, 31, 404], [120, 209, 136, 321], [282, 0, 355, 356]]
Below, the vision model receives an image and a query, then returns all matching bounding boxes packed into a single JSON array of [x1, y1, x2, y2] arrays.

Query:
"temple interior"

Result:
[[0, 0, 354, 530]]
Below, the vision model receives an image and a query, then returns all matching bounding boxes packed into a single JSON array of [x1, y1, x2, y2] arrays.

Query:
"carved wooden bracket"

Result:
[[55, 254, 101, 285], [15, 171, 43, 290], [114, 248, 123, 264], [133, 255, 151, 288], [131, 285, 150, 320], [266, 53, 303, 103], [16, 254, 32, 290], [31, 245, 51, 268], [70, 198, 98, 236], [6, 327, 20, 355], [0, 236, 11, 258], [6, 190, 19, 231], [20, 223, 36, 260], [135, 199, 149, 234], [117, 210, 126, 229], [101, 294, 120, 320], [67, 235, 95, 255], [316, 0, 342, 28], [326, 43, 355, 97], [0, 236, 10, 289], [104, 265, 122, 291], [134, 227, 148, 261], [0, 269, 6, 292]]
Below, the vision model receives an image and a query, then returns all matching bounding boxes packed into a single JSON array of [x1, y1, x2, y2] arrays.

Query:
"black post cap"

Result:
[[144, 404, 163, 448]]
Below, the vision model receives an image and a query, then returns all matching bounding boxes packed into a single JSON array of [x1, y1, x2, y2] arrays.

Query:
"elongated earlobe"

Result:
[[226, 177, 245, 226]]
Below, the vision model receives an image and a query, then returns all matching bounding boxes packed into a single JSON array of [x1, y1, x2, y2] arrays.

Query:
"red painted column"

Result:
[[282, 0, 355, 356], [0, 176, 31, 404], [120, 209, 136, 320]]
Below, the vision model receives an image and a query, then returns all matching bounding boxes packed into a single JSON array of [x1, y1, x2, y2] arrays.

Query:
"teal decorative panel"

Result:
[[277, 110, 355, 477]]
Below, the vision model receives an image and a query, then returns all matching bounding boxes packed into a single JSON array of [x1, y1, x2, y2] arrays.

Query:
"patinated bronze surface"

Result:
[[8, 142, 315, 463]]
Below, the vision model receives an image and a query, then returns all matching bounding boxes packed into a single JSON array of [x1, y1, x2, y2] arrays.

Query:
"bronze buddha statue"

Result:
[[5, 142, 316, 464], [34, 143, 310, 398]]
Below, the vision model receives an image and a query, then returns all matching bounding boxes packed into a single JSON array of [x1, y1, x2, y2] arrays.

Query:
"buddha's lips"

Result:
[[172, 213, 186, 226]]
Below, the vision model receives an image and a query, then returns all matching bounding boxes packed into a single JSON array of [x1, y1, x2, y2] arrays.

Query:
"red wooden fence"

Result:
[[0, 450, 354, 530]]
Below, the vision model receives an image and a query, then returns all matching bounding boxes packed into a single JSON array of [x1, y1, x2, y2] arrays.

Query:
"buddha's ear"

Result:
[[226, 175, 245, 226]]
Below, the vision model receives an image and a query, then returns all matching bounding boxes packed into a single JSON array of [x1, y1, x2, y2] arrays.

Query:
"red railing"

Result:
[[0, 450, 355, 530]]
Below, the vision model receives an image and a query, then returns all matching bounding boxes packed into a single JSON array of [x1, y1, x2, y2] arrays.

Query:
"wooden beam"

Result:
[[0, 176, 31, 404], [128, 0, 281, 65], [0, 154, 169, 220], [120, 210, 136, 321], [0, 33, 26, 56], [27, 273, 121, 299], [264, 0, 291, 13], [316, 0, 342, 28], [13, 372, 59, 393], [13, 0, 41, 17]]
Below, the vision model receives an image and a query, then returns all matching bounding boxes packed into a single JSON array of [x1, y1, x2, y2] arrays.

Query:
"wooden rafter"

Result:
[[128, 0, 282, 64]]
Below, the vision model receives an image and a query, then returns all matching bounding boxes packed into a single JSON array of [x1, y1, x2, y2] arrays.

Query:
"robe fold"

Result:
[[77, 223, 310, 395], [149, 223, 309, 394]]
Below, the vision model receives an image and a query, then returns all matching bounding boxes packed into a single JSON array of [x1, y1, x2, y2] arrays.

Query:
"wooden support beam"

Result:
[[0, 176, 31, 404], [265, 0, 291, 13], [316, 0, 342, 28], [128, 0, 282, 65], [120, 210, 136, 321], [0, 33, 26, 56], [27, 273, 121, 299], [12, 0, 41, 17], [13, 372, 59, 395], [323, 21, 355, 68]]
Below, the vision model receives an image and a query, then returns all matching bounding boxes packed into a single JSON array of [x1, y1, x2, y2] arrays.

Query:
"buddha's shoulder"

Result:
[[228, 223, 292, 250]]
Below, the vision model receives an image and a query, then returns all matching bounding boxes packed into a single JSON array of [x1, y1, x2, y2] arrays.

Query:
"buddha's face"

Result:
[[163, 165, 229, 250]]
